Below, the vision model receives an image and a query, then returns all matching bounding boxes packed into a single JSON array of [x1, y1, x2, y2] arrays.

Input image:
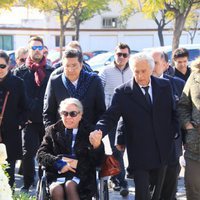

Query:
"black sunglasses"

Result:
[[0, 64, 7, 69], [61, 111, 80, 117], [19, 58, 26, 62], [116, 53, 129, 58]]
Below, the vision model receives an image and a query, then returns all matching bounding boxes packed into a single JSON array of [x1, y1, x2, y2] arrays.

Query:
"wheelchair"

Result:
[[36, 166, 109, 200]]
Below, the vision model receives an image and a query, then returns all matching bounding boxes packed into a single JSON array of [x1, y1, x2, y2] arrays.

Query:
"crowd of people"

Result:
[[0, 35, 200, 200]]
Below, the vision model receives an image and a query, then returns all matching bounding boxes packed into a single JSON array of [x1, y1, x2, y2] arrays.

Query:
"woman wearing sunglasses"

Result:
[[0, 51, 28, 187], [37, 98, 104, 200]]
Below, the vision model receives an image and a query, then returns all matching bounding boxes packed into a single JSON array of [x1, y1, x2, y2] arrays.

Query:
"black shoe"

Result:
[[20, 186, 30, 193], [127, 173, 134, 179], [120, 186, 129, 197], [110, 178, 121, 191]]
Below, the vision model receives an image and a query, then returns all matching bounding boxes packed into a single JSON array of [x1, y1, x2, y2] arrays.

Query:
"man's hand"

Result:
[[185, 122, 194, 130], [89, 130, 102, 149]]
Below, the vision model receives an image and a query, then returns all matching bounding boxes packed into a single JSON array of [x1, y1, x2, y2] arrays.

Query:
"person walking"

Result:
[[0, 51, 28, 187], [91, 52, 179, 200], [13, 36, 53, 192], [98, 42, 132, 196], [43, 48, 106, 128], [178, 56, 200, 200]]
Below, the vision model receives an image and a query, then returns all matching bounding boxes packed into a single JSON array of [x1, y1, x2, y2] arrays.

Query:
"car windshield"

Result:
[[88, 52, 113, 66]]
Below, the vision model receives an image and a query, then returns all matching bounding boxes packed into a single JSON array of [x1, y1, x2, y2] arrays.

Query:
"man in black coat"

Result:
[[13, 36, 53, 192], [151, 50, 185, 200], [43, 48, 106, 128], [92, 52, 179, 200]]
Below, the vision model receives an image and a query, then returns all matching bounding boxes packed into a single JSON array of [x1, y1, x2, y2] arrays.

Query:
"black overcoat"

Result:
[[97, 76, 179, 170], [0, 72, 27, 159]]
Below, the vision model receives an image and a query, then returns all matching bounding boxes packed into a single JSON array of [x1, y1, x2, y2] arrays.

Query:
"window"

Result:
[[55, 36, 65, 47], [0, 35, 13, 50], [102, 18, 117, 28]]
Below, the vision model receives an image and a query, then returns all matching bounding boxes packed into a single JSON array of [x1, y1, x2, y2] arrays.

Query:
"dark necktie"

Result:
[[67, 129, 73, 153], [142, 86, 152, 105]]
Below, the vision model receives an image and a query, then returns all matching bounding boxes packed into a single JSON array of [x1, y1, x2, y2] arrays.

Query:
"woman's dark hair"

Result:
[[0, 51, 9, 64]]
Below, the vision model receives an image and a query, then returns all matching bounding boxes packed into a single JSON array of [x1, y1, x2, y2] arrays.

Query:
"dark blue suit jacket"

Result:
[[96, 76, 179, 170]]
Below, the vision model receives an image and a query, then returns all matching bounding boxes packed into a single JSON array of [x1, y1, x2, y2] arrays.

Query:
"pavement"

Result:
[[14, 135, 186, 199]]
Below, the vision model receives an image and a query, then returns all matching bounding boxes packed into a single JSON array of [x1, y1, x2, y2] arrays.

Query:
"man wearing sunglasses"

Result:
[[13, 36, 53, 193], [98, 43, 132, 197]]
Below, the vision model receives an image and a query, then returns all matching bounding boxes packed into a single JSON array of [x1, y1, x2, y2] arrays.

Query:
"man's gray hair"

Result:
[[15, 47, 28, 59], [59, 98, 83, 114], [129, 52, 155, 71]]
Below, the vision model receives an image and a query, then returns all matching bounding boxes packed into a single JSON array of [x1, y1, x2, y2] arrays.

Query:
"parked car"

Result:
[[5, 50, 16, 70], [87, 50, 139, 73], [143, 44, 200, 65], [87, 52, 115, 73]]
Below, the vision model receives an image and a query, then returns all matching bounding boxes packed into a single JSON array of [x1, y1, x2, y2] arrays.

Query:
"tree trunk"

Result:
[[158, 26, 164, 46], [74, 17, 80, 41], [59, 12, 64, 59], [172, 12, 189, 53]]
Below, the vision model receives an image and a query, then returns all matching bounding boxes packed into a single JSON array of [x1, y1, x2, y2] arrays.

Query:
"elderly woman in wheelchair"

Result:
[[37, 98, 105, 200]]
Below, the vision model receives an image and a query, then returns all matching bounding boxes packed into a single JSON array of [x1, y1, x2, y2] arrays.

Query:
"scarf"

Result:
[[26, 56, 47, 86], [62, 70, 96, 100]]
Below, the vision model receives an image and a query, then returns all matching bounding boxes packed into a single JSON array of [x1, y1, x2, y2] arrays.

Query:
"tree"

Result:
[[0, 0, 17, 10], [120, 0, 200, 51], [184, 10, 200, 44], [71, 0, 110, 41], [164, 0, 200, 52], [23, 0, 83, 57]]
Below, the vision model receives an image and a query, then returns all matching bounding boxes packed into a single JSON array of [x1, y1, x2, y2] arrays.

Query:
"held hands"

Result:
[[89, 130, 102, 149]]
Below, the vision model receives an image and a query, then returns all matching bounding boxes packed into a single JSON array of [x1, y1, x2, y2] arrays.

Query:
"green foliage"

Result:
[[13, 193, 36, 200], [0, 0, 17, 10]]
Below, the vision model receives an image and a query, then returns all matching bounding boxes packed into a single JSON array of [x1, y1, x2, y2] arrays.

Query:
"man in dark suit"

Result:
[[91, 52, 179, 200], [151, 50, 185, 200]]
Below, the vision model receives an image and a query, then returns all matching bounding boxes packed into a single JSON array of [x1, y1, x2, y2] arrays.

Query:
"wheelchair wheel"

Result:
[[36, 179, 50, 200], [103, 180, 109, 200]]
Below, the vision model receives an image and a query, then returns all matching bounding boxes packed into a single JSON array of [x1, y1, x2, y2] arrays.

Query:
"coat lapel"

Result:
[[124, 79, 152, 111]]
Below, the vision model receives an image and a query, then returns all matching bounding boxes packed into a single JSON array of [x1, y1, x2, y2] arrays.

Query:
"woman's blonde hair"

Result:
[[191, 56, 200, 72]]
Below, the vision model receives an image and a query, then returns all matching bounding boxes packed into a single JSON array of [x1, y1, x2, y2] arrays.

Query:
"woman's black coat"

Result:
[[0, 72, 27, 160], [37, 120, 105, 199]]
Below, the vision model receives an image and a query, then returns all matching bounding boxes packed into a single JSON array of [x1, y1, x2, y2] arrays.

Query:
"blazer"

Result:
[[43, 71, 106, 128], [96, 76, 179, 170], [37, 120, 105, 199]]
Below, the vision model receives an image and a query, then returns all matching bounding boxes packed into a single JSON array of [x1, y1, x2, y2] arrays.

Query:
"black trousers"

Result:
[[160, 160, 181, 200], [22, 123, 45, 187], [6, 158, 16, 188], [134, 166, 167, 200]]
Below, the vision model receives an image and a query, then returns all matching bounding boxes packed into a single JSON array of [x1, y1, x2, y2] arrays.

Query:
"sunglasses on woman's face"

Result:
[[0, 64, 7, 69], [61, 111, 80, 117]]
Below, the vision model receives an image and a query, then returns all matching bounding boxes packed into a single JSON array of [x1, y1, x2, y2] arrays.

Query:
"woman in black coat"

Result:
[[37, 98, 104, 200], [0, 51, 27, 187]]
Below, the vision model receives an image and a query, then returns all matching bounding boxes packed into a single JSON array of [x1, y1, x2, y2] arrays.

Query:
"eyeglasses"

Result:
[[0, 64, 7, 69], [31, 46, 44, 51], [116, 53, 129, 58], [61, 111, 80, 117], [19, 58, 26, 63]]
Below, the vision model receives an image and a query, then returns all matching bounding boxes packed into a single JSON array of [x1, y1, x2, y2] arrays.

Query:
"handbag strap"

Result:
[[0, 91, 10, 127]]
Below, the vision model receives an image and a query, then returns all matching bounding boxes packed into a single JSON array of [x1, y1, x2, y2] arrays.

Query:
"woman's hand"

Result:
[[89, 130, 102, 149], [60, 163, 76, 174], [62, 157, 78, 169]]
